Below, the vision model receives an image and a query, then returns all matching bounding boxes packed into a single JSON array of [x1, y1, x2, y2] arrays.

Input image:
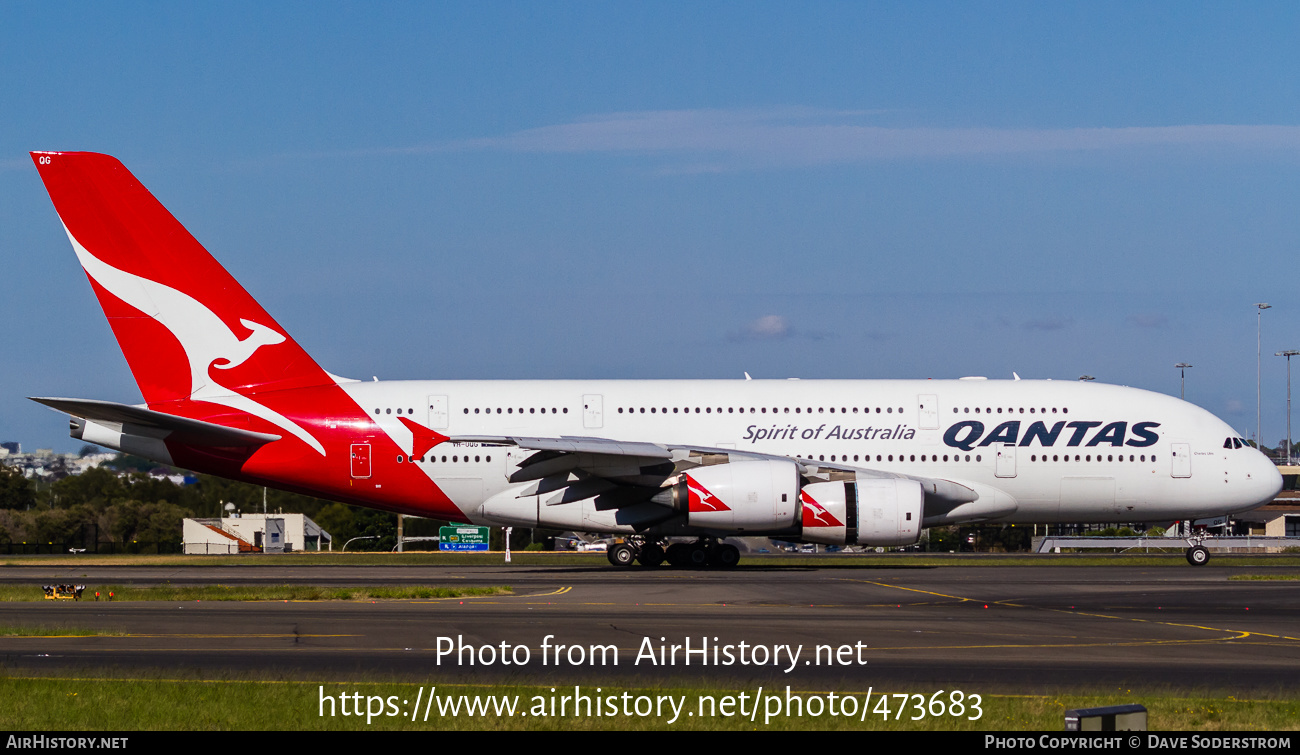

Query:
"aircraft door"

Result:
[[1171, 443, 1192, 478], [918, 394, 939, 430], [994, 442, 1017, 478], [350, 443, 372, 479], [583, 394, 604, 429], [427, 395, 448, 429]]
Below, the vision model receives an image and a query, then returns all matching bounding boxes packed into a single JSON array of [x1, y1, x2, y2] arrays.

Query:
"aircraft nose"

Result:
[[1249, 453, 1284, 507]]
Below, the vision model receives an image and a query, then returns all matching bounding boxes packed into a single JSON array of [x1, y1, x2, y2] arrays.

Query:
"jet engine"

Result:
[[652, 458, 801, 531], [798, 478, 923, 546]]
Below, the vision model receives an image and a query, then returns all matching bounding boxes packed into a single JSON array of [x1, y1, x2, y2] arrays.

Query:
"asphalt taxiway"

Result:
[[1, 561, 1297, 691]]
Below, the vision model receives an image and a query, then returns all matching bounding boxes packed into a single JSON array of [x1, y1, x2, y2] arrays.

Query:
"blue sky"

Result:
[[4, 2, 1300, 451]]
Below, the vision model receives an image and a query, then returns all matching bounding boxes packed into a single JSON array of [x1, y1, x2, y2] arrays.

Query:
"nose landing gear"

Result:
[[1184, 532, 1211, 566]]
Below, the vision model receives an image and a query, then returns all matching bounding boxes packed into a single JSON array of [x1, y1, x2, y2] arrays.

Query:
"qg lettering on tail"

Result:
[[943, 420, 1160, 452]]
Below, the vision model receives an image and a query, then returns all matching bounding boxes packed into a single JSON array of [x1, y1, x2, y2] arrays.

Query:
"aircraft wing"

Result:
[[448, 434, 979, 509]]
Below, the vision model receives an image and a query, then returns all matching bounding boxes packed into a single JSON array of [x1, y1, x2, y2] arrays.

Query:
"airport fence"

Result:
[[0, 540, 183, 555], [1035, 535, 1300, 553]]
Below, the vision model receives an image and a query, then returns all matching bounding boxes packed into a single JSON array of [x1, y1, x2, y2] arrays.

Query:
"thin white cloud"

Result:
[[442, 108, 1300, 169], [727, 313, 829, 342], [747, 314, 790, 339]]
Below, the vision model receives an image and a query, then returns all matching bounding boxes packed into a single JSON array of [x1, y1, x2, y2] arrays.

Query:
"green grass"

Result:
[[0, 584, 511, 602], [0, 675, 1294, 730], [1228, 574, 1300, 581]]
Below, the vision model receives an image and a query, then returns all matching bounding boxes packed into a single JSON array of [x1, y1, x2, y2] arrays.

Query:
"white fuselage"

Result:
[[341, 377, 1282, 530]]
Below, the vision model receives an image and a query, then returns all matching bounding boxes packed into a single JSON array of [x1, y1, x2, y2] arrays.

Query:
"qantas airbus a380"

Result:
[[28, 151, 1282, 567]]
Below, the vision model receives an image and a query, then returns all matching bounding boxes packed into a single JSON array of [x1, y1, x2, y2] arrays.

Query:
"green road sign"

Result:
[[439, 525, 490, 552]]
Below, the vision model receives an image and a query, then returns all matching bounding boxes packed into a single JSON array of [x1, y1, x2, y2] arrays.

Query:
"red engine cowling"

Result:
[[657, 459, 801, 532], [799, 478, 923, 546]]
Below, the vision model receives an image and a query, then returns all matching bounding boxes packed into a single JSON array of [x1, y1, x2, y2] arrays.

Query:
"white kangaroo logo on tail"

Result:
[[63, 225, 326, 455]]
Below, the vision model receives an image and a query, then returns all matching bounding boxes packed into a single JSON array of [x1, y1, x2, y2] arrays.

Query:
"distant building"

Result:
[[1232, 464, 1300, 540], [183, 513, 332, 555], [0, 442, 19, 455]]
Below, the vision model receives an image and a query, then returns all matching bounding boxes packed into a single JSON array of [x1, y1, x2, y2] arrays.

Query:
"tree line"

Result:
[[0, 456, 437, 551]]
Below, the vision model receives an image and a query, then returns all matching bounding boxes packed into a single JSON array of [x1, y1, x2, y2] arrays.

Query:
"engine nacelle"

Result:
[[799, 478, 923, 546], [657, 459, 801, 532]]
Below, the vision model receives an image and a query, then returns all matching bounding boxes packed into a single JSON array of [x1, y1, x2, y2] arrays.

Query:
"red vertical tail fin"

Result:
[[30, 151, 334, 407]]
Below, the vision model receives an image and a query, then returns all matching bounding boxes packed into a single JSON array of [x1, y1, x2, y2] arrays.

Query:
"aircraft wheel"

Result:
[[638, 543, 665, 567], [665, 543, 690, 567], [1186, 545, 1210, 566], [687, 544, 710, 568], [608, 543, 637, 567], [711, 544, 740, 568]]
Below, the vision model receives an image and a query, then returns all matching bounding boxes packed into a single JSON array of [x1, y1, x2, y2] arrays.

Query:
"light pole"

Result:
[[1175, 363, 1192, 399], [1257, 303, 1272, 446], [342, 536, 377, 552], [1277, 350, 1299, 464]]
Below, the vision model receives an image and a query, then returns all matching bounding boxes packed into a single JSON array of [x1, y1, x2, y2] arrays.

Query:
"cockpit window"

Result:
[[1225, 438, 1233, 449], [1234, 437, 1244, 449]]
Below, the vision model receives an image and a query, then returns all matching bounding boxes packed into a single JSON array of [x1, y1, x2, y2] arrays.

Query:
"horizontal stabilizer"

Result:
[[30, 397, 281, 447]]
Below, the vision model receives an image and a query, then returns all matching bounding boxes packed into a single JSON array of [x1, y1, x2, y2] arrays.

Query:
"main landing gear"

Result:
[[606, 536, 740, 568]]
